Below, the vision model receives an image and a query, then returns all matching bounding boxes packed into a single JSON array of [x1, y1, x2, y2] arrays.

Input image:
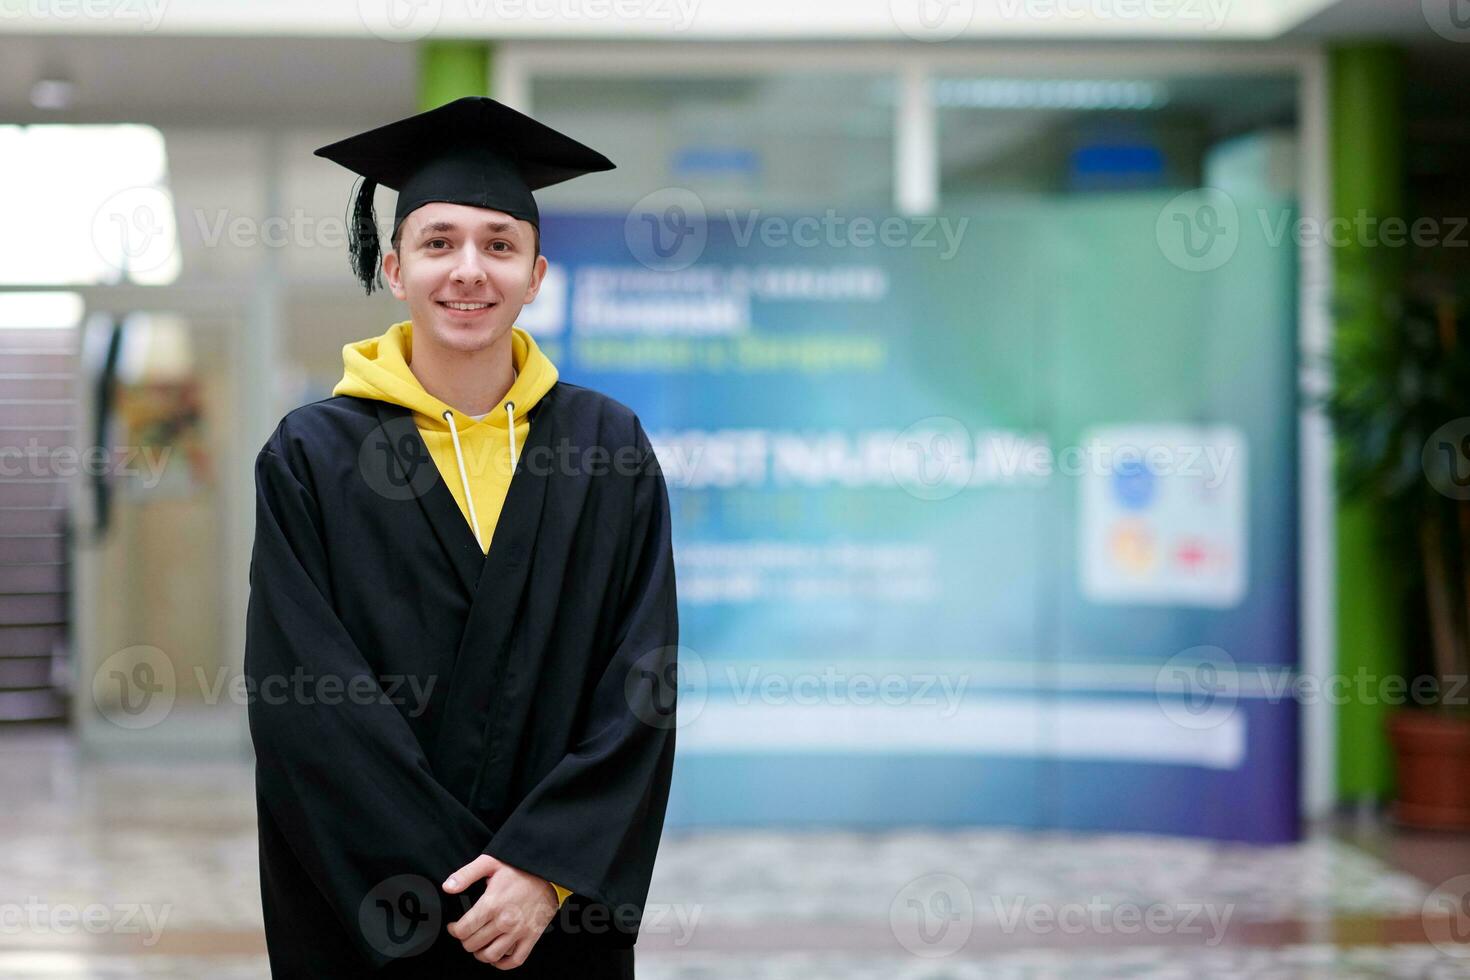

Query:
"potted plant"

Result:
[[1324, 284, 1470, 829]]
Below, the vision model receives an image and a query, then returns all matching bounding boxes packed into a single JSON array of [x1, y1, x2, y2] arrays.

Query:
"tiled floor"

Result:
[[4, 726, 1470, 978]]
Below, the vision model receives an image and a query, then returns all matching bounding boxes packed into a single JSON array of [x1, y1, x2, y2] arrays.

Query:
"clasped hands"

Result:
[[443, 854, 559, 970]]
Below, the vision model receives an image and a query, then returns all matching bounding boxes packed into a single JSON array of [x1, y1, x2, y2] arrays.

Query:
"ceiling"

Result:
[[0, 0, 1354, 40], [0, 36, 419, 126]]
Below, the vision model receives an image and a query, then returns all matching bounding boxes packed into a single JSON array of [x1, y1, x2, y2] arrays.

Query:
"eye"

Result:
[[489, 240, 511, 252], [426, 238, 450, 249]]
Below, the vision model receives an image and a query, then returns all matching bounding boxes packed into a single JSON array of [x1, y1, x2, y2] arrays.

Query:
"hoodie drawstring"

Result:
[[443, 409, 484, 550], [442, 402, 521, 552], [506, 400, 517, 472]]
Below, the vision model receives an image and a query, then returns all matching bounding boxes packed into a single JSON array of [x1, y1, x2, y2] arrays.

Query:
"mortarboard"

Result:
[[313, 95, 615, 294]]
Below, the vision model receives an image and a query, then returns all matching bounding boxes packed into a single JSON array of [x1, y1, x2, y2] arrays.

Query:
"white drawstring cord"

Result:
[[442, 409, 483, 550], [506, 400, 518, 471]]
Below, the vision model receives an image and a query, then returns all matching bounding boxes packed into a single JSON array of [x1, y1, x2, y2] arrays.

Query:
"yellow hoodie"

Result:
[[333, 319, 559, 556], [332, 319, 572, 908]]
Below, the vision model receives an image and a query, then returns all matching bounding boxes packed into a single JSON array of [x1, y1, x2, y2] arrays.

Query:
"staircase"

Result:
[[0, 324, 76, 722]]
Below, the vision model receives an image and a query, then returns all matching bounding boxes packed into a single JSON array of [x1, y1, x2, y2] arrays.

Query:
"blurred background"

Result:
[[4, 1, 1470, 976]]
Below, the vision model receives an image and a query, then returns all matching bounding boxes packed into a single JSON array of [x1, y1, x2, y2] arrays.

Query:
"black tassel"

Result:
[[347, 176, 382, 295]]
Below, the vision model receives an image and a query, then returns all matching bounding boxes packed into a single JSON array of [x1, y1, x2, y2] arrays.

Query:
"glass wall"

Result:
[[514, 53, 1307, 841], [936, 73, 1297, 199], [529, 72, 895, 212]]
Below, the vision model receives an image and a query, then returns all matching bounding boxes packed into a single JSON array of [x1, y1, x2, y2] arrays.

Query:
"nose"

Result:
[[451, 243, 487, 286]]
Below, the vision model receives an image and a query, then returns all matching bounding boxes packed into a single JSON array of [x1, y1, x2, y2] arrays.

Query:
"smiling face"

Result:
[[382, 201, 547, 355]]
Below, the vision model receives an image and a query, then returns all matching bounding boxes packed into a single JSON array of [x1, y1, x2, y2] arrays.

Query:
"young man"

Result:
[[244, 97, 678, 978]]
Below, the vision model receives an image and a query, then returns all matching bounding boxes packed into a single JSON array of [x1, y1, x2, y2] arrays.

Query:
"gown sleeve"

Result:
[[247, 439, 506, 970], [481, 419, 679, 943]]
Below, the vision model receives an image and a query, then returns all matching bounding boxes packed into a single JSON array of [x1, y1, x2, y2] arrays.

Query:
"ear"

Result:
[[382, 249, 407, 301], [521, 253, 549, 306]]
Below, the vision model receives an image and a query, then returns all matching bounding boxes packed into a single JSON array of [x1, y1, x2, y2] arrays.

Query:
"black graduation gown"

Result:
[[244, 381, 678, 978]]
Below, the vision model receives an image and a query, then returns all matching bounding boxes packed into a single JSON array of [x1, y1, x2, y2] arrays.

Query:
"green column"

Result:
[[419, 40, 492, 111], [1331, 44, 1405, 804]]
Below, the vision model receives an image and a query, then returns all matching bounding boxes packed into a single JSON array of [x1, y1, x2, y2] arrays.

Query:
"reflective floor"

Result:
[[4, 726, 1470, 978]]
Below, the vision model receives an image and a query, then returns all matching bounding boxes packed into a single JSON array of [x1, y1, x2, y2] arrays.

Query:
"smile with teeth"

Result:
[[440, 301, 494, 311]]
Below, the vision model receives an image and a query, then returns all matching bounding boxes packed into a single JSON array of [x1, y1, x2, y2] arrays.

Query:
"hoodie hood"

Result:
[[332, 319, 558, 429], [331, 320, 559, 554]]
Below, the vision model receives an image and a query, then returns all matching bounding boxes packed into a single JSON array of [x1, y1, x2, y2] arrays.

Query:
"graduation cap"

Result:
[[313, 95, 615, 294]]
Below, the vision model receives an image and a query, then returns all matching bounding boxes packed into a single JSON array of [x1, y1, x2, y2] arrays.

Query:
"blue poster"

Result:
[[533, 194, 1298, 843]]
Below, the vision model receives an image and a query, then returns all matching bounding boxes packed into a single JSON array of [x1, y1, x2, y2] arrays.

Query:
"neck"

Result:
[[406, 325, 516, 417]]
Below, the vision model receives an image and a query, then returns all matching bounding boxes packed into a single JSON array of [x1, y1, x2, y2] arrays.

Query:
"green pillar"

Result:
[[1331, 44, 1405, 805], [419, 40, 492, 111]]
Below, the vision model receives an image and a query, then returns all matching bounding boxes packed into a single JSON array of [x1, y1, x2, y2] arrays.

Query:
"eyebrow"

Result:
[[417, 219, 521, 238]]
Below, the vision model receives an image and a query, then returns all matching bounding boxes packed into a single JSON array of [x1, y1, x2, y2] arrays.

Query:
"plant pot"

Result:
[[1387, 708, 1470, 831]]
